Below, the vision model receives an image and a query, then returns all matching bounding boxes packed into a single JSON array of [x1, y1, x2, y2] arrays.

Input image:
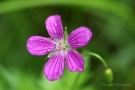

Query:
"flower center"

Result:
[[57, 45, 63, 51], [55, 40, 69, 51]]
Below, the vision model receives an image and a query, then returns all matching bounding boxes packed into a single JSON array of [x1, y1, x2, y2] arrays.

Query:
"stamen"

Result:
[[57, 45, 63, 51]]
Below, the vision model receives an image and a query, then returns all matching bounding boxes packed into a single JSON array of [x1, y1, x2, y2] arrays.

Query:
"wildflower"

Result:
[[26, 15, 92, 81]]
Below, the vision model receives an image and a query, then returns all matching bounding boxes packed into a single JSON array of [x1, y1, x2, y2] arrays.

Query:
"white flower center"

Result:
[[56, 45, 63, 51], [55, 40, 70, 56]]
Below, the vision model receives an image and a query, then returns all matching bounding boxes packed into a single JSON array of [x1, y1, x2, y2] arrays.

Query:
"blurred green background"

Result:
[[0, 0, 135, 90]]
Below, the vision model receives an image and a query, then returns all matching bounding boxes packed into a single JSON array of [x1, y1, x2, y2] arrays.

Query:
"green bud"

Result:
[[65, 26, 67, 31], [64, 27, 68, 41], [105, 68, 113, 83]]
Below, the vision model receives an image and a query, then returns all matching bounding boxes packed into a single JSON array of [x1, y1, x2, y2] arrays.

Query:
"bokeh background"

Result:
[[0, 0, 135, 90]]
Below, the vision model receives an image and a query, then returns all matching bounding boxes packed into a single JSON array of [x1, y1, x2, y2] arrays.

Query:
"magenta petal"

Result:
[[45, 15, 64, 40], [68, 26, 92, 48], [65, 50, 84, 72], [44, 52, 64, 81], [26, 36, 55, 56]]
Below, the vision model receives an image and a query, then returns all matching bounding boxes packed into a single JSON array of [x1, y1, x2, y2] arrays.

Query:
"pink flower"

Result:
[[26, 15, 92, 81]]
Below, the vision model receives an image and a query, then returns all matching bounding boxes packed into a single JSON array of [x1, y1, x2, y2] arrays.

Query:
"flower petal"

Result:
[[44, 52, 64, 81], [68, 26, 92, 48], [27, 36, 55, 56], [65, 50, 84, 72], [45, 15, 64, 40]]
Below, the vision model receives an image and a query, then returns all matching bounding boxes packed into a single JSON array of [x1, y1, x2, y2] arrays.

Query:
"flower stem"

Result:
[[87, 52, 108, 68], [87, 52, 113, 82], [68, 72, 81, 90]]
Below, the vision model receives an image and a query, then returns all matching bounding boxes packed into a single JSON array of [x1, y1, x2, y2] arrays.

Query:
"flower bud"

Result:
[[105, 68, 113, 83], [64, 28, 68, 41]]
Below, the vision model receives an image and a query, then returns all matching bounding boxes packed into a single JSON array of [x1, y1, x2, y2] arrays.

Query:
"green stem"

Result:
[[87, 52, 108, 68], [68, 52, 109, 90], [68, 73, 81, 90]]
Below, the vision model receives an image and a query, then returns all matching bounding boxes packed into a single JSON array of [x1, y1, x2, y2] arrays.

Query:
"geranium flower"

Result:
[[26, 15, 92, 81]]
